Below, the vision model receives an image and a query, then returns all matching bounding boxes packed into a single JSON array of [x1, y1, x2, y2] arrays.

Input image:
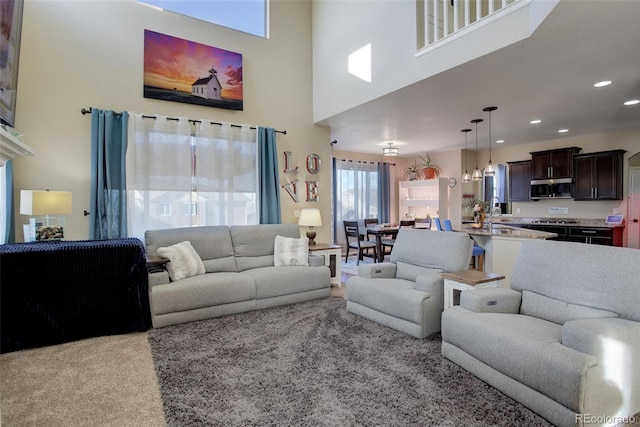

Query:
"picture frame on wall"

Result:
[[143, 29, 243, 111], [0, 0, 24, 127]]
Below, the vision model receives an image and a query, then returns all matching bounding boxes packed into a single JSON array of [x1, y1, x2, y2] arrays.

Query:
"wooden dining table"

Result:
[[364, 225, 399, 262]]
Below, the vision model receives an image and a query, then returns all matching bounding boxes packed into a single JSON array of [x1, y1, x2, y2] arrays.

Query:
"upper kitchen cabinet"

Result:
[[508, 160, 531, 202], [574, 150, 626, 200], [530, 147, 582, 180]]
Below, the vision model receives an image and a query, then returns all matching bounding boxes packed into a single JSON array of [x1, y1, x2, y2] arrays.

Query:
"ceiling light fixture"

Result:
[[382, 142, 398, 156], [483, 106, 497, 177], [594, 80, 612, 88], [530, 119, 542, 124], [461, 128, 472, 183], [624, 99, 639, 106], [558, 129, 569, 133], [470, 118, 483, 181], [496, 139, 504, 144]]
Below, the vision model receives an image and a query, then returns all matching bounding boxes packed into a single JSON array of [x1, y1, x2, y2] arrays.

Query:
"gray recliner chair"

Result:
[[346, 228, 474, 338]]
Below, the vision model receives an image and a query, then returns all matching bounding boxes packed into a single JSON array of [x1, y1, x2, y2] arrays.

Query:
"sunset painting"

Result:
[[143, 30, 243, 111]]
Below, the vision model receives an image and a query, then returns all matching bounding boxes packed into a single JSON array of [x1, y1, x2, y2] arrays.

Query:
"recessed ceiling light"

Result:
[[558, 129, 569, 133], [496, 139, 504, 144], [594, 80, 612, 88], [624, 99, 640, 106], [530, 119, 542, 124]]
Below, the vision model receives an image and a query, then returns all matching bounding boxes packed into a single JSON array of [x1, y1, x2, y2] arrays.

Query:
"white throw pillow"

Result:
[[273, 235, 309, 266], [157, 241, 206, 282]]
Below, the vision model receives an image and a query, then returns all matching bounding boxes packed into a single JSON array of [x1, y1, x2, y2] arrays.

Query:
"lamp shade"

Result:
[[298, 208, 322, 227], [20, 190, 73, 215]]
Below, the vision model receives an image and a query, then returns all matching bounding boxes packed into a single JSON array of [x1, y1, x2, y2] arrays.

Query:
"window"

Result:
[[126, 115, 257, 240], [334, 159, 379, 243], [138, 0, 268, 38]]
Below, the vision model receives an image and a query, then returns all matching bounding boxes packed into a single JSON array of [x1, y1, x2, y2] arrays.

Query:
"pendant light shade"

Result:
[[470, 118, 483, 181], [382, 142, 398, 156], [461, 128, 472, 183], [483, 106, 498, 177]]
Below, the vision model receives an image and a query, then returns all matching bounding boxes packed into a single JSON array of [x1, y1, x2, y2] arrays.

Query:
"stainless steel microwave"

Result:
[[530, 178, 573, 199]]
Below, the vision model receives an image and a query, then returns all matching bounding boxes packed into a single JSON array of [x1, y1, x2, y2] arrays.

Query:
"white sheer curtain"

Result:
[[193, 121, 257, 226], [126, 114, 193, 239], [334, 159, 378, 245], [126, 114, 258, 239]]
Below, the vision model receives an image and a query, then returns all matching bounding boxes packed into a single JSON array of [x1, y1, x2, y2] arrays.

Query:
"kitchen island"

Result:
[[461, 224, 557, 288]]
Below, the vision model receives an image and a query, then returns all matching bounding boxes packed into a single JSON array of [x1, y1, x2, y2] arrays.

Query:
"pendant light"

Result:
[[461, 128, 472, 183], [483, 106, 498, 177], [382, 142, 398, 156], [470, 118, 483, 181]]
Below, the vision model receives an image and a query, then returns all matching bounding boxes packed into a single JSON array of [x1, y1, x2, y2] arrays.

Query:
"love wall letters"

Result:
[[282, 151, 321, 202]]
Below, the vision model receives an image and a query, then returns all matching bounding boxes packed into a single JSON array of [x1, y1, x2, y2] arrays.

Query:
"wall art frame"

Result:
[[0, 0, 24, 127], [143, 29, 243, 111]]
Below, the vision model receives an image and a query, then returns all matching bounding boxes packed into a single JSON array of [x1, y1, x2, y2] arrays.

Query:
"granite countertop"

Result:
[[462, 224, 558, 240], [489, 217, 624, 228]]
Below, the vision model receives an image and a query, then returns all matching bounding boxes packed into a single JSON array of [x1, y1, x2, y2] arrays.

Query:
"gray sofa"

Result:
[[442, 239, 640, 427], [145, 224, 331, 328], [346, 228, 474, 338]]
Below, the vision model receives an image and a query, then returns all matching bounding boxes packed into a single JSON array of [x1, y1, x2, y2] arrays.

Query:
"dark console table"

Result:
[[1, 238, 151, 353]]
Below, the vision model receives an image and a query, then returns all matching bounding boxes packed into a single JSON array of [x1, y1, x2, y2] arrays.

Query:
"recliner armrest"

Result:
[[149, 270, 170, 287], [357, 262, 397, 279], [460, 288, 521, 313]]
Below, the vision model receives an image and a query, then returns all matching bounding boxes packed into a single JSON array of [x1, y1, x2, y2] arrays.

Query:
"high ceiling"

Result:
[[319, 1, 640, 157]]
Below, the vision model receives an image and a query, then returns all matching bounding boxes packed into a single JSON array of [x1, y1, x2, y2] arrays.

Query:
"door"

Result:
[[628, 167, 640, 249]]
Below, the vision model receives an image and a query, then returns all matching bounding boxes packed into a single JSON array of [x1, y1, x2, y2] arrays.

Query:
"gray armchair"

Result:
[[346, 228, 474, 338]]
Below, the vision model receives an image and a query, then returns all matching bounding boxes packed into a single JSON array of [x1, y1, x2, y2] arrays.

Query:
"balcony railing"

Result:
[[416, 0, 524, 53]]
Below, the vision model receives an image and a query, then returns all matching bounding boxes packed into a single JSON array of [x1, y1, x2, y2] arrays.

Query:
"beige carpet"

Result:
[[0, 332, 166, 427], [0, 287, 347, 427]]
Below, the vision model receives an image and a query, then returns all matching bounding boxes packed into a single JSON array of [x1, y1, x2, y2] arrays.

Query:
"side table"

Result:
[[442, 270, 505, 309], [308, 243, 342, 287], [146, 255, 170, 273]]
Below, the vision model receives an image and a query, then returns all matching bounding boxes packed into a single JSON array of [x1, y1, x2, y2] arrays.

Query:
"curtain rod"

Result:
[[336, 158, 396, 166], [80, 107, 287, 135]]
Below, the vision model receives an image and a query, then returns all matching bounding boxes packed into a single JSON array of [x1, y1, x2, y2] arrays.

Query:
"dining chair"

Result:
[[343, 220, 377, 265], [363, 218, 379, 241], [443, 219, 453, 232], [381, 220, 415, 256], [414, 217, 432, 230], [433, 217, 443, 231]]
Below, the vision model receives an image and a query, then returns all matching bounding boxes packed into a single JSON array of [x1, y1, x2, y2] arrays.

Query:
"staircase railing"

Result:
[[416, 0, 524, 53]]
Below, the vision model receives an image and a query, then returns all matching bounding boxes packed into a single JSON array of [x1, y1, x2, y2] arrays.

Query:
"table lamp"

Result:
[[20, 190, 72, 241], [298, 208, 322, 246]]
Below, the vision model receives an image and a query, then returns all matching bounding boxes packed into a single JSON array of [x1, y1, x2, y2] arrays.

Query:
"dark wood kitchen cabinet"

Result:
[[574, 150, 626, 200], [508, 160, 532, 201], [530, 147, 581, 180]]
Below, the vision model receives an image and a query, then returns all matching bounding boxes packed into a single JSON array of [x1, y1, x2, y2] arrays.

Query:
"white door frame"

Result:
[[627, 166, 640, 249]]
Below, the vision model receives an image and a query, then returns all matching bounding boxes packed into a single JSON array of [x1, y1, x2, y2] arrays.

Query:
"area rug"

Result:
[[148, 297, 552, 427]]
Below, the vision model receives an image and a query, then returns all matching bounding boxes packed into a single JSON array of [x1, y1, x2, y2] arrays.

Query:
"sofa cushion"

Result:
[[150, 272, 256, 315], [442, 307, 597, 412], [347, 277, 430, 324], [273, 235, 309, 266], [521, 290, 619, 325], [231, 224, 301, 271], [395, 263, 442, 282], [242, 265, 330, 299], [145, 226, 237, 273], [157, 241, 205, 282], [511, 240, 640, 322]]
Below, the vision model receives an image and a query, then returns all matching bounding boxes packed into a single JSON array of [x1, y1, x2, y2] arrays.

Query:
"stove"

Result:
[[530, 220, 579, 225]]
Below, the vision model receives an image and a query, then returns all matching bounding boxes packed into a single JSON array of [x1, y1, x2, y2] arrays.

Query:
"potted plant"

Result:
[[416, 152, 441, 179], [404, 160, 423, 180]]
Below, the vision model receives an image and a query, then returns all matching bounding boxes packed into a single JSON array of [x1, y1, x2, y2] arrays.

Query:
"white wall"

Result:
[[13, 0, 333, 243], [311, 0, 557, 122]]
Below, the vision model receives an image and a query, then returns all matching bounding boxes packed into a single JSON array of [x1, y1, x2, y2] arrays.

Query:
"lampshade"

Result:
[[470, 118, 483, 182], [483, 106, 497, 177], [20, 190, 73, 215], [382, 142, 398, 156], [298, 208, 322, 227]]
